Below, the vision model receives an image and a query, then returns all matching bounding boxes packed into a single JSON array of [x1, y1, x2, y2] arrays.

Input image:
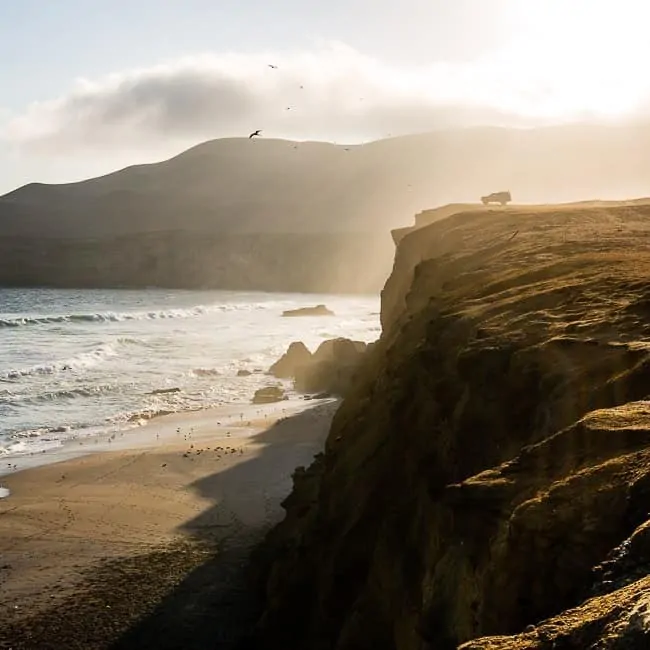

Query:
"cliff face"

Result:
[[253, 202, 650, 648]]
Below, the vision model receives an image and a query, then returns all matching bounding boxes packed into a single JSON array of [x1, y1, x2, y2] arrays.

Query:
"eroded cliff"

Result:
[[253, 202, 650, 648]]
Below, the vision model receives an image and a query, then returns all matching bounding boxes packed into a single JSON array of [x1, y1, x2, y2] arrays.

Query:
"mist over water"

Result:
[[0, 288, 380, 458]]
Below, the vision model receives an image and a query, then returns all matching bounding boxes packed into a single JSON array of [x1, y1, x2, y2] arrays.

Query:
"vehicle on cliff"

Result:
[[481, 190, 512, 206]]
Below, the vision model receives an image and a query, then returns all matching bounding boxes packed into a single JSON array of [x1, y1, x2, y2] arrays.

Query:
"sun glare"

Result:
[[494, 0, 650, 119]]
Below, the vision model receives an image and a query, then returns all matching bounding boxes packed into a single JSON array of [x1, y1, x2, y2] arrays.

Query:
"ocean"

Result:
[[0, 288, 380, 459]]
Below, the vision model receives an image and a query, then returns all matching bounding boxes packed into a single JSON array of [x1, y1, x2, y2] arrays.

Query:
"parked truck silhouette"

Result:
[[481, 191, 512, 206]]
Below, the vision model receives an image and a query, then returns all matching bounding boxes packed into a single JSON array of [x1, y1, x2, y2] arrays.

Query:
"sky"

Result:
[[1, 0, 650, 193]]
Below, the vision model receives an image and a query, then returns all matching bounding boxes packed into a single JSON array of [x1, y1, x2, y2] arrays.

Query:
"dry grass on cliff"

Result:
[[383, 199, 650, 341], [256, 199, 650, 650]]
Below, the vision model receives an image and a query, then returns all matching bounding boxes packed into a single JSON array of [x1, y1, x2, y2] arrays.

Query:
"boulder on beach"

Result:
[[269, 341, 313, 379], [252, 385, 286, 404], [281, 304, 334, 317], [237, 369, 252, 377]]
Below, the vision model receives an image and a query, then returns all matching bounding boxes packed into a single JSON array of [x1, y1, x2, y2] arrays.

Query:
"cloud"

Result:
[[3, 40, 650, 154]]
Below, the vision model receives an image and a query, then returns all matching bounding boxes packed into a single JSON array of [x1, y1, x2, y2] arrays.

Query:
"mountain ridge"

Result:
[[2, 123, 650, 292]]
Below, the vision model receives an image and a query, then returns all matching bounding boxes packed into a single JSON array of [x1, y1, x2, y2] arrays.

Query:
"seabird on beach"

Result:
[[249, 130, 262, 139]]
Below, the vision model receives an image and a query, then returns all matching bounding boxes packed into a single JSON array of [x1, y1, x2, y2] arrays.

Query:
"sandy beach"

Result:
[[0, 398, 337, 650]]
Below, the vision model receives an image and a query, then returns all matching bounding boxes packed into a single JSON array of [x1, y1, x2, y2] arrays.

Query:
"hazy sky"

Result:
[[1, 0, 649, 193]]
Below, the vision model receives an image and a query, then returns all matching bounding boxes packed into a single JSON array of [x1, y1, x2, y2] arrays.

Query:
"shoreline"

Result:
[[0, 395, 325, 481], [0, 398, 337, 649]]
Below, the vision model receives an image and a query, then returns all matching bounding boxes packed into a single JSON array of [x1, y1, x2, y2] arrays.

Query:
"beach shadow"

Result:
[[107, 401, 336, 650]]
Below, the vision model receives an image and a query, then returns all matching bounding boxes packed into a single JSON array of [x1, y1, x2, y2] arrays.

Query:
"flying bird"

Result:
[[249, 130, 262, 139], [268, 64, 278, 69]]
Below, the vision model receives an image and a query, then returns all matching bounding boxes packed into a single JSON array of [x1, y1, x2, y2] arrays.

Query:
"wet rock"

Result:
[[269, 342, 313, 379], [237, 369, 252, 377], [268, 339, 368, 397], [150, 387, 182, 395], [294, 338, 368, 396], [312, 337, 367, 364], [252, 386, 286, 404], [281, 304, 334, 317]]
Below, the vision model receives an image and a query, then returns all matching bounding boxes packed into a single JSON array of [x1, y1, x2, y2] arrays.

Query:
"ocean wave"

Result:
[[191, 368, 222, 377], [0, 343, 121, 380], [0, 383, 123, 406], [0, 301, 281, 329], [127, 408, 176, 423], [0, 422, 117, 457]]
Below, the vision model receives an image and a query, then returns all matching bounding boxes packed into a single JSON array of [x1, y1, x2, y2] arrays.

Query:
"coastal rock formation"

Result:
[[252, 386, 286, 404], [269, 342, 313, 379], [253, 201, 650, 649], [282, 305, 334, 317], [268, 338, 368, 397], [294, 338, 367, 396], [311, 338, 368, 364], [149, 387, 181, 395]]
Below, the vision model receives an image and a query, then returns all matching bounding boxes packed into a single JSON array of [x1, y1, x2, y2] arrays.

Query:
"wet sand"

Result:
[[0, 398, 337, 649]]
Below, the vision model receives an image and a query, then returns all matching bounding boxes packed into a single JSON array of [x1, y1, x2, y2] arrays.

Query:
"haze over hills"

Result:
[[2, 122, 650, 293]]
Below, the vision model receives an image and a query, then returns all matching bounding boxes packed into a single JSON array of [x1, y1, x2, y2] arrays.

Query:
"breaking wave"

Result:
[[0, 302, 278, 329], [191, 368, 222, 377], [0, 341, 129, 380], [0, 288, 381, 462], [0, 383, 123, 406]]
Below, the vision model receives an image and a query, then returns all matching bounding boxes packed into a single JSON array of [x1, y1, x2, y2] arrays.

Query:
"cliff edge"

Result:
[[252, 201, 650, 648]]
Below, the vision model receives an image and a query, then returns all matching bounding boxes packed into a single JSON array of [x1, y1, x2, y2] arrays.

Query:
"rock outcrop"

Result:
[[149, 387, 181, 395], [282, 305, 334, 317], [252, 386, 286, 404], [268, 338, 368, 397], [294, 338, 367, 395], [252, 201, 650, 649], [269, 342, 313, 379]]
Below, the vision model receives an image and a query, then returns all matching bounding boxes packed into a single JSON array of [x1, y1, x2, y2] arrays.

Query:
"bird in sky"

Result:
[[268, 64, 278, 69], [249, 130, 262, 139]]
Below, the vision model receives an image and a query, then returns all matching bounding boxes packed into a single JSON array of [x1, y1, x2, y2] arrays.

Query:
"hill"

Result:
[[3, 123, 650, 292], [253, 200, 650, 648]]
